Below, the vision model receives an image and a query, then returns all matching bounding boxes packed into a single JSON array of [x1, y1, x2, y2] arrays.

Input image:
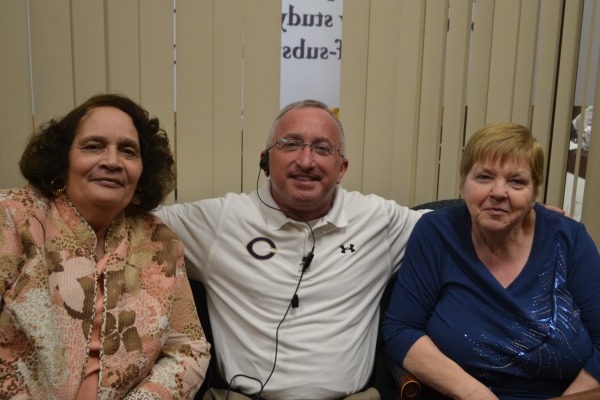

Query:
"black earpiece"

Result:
[[259, 150, 270, 176]]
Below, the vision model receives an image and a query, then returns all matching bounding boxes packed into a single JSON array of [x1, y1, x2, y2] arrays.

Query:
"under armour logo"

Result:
[[339, 244, 355, 253]]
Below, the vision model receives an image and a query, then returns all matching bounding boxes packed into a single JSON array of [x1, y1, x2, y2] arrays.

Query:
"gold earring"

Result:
[[131, 188, 142, 205], [50, 177, 65, 197]]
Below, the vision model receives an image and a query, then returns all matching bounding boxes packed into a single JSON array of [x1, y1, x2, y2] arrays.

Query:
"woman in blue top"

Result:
[[383, 123, 600, 399]]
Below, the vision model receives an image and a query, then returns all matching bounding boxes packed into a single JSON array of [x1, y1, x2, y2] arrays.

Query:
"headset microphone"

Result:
[[292, 251, 314, 309], [302, 251, 314, 272], [238, 161, 316, 396]]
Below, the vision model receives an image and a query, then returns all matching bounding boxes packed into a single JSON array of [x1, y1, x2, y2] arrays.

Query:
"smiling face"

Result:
[[65, 106, 143, 228], [460, 156, 536, 236], [265, 107, 348, 221]]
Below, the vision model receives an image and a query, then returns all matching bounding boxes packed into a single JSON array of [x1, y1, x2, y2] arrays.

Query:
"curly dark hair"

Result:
[[19, 93, 176, 211]]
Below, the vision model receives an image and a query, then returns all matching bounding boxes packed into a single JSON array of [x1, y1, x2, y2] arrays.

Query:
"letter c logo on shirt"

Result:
[[247, 237, 277, 260]]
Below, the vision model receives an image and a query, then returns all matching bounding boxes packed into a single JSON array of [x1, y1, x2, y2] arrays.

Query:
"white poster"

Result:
[[280, 0, 343, 110]]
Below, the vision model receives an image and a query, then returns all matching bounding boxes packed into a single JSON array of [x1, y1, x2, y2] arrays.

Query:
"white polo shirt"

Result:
[[155, 181, 422, 399]]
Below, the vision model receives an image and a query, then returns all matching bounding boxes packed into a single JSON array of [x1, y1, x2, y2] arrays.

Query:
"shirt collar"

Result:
[[54, 194, 128, 255], [254, 179, 348, 230]]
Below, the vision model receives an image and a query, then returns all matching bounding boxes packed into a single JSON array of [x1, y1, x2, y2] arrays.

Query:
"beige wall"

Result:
[[1, 0, 598, 244]]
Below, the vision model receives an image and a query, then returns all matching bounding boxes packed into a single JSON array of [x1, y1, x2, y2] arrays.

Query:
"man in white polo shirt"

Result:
[[155, 100, 423, 400]]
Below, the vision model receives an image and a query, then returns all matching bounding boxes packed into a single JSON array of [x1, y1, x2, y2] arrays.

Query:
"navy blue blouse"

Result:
[[383, 204, 600, 399]]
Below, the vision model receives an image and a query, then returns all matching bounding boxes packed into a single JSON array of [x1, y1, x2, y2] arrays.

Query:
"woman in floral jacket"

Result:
[[0, 94, 210, 399]]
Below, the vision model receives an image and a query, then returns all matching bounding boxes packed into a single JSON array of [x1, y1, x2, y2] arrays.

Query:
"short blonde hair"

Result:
[[459, 122, 544, 196]]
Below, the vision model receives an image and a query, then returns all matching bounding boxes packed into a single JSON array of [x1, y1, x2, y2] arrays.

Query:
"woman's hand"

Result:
[[541, 203, 568, 216], [562, 369, 600, 396], [450, 383, 499, 400], [404, 336, 499, 400]]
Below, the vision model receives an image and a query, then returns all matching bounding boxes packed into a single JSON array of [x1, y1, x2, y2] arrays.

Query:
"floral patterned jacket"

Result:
[[0, 187, 210, 399]]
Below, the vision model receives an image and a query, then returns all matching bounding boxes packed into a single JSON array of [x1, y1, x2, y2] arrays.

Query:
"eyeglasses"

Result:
[[269, 138, 344, 157]]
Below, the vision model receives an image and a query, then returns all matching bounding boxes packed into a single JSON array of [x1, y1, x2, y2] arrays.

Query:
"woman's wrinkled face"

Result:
[[460, 156, 536, 235], [65, 106, 143, 221]]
